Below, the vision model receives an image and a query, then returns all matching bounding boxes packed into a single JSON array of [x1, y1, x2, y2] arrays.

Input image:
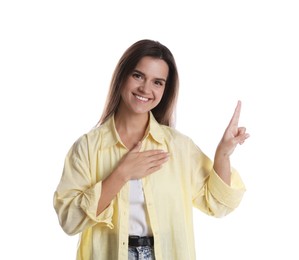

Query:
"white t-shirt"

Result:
[[129, 180, 153, 236]]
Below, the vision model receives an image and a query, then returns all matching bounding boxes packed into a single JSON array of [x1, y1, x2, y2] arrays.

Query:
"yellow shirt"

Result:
[[53, 113, 245, 260]]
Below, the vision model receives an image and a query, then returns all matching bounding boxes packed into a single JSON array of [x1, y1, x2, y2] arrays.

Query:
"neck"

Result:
[[114, 109, 149, 137]]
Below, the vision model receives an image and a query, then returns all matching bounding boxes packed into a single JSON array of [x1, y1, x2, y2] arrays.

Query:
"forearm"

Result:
[[213, 148, 231, 186], [96, 169, 128, 216]]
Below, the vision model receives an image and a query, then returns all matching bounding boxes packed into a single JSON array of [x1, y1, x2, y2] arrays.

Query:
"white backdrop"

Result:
[[1, 1, 298, 259]]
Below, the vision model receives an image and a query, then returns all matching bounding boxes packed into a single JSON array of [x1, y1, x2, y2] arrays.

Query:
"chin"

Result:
[[133, 109, 151, 115], [130, 105, 152, 115]]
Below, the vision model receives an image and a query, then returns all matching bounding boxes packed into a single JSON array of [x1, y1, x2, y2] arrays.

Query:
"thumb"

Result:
[[130, 141, 142, 153]]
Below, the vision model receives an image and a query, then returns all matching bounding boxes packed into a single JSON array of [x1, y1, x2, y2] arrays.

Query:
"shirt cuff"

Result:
[[208, 168, 246, 209], [80, 181, 114, 229]]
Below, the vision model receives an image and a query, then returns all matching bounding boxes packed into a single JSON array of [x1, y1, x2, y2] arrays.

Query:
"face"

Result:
[[119, 56, 169, 116]]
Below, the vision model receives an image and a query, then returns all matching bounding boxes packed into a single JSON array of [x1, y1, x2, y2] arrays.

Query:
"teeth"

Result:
[[135, 94, 149, 101]]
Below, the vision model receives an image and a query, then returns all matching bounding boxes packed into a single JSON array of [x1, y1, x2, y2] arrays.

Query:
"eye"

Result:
[[154, 80, 164, 87], [132, 72, 143, 81]]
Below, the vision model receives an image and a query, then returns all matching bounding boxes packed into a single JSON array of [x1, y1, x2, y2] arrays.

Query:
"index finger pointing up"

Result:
[[228, 100, 241, 128]]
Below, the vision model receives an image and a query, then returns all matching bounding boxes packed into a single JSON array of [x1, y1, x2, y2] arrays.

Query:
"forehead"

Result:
[[135, 56, 169, 79]]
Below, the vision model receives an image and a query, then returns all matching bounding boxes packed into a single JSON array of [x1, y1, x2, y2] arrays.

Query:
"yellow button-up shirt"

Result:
[[53, 113, 245, 260]]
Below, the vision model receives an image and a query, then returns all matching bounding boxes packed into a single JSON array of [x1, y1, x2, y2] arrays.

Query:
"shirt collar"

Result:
[[100, 112, 165, 149], [146, 112, 165, 145]]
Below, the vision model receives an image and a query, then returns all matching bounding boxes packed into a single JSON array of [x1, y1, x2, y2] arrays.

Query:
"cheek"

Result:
[[120, 83, 131, 98], [155, 88, 165, 102]]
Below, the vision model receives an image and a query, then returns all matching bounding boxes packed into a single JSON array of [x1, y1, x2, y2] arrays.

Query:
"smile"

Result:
[[134, 94, 150, 102]]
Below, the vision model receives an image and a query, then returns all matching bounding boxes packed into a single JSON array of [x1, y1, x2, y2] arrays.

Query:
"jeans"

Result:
[[128, 246, 155, 260]]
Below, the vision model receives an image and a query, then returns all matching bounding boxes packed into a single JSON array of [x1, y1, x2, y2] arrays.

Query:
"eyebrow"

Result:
[[133, 69, 167, 83]]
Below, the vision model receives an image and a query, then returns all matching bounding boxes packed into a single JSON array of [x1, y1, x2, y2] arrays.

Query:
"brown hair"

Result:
[[98, 39, 179, 127]]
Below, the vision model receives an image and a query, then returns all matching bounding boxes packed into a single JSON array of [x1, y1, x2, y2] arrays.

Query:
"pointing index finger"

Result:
[[228, 100, 241, 128]]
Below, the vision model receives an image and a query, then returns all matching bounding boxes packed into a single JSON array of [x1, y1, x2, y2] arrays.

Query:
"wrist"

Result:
[[215, 148, 230, 160], [112, 166, 130, 184]]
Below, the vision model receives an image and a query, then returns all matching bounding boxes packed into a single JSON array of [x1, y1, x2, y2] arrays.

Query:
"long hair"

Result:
[[97, 39, 179, 127]]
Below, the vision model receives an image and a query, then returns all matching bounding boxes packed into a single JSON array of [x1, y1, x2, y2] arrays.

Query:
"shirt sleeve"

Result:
[[53, 135, 114, 236], [190, 139, 246, 217]]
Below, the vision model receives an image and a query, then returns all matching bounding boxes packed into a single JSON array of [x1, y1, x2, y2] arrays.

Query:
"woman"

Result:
[[54, 39, 249, 260]]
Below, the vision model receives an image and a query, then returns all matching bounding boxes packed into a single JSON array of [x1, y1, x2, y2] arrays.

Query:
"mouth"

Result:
[[133, 93, 150, 102]]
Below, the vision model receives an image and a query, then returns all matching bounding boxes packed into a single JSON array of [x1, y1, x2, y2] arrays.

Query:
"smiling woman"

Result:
[[98, 40, 179, 128], [53, 39, 249, 260], [118, 56, 168, 122]]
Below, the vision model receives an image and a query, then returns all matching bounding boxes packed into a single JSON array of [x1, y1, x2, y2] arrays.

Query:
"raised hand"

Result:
[[115, 142, 169, 181], [213, 101, 249, 185], [217, 100, 250, 157]]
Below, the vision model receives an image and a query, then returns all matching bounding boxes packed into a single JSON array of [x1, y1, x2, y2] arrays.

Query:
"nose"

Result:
[[138, 80, 151, 93]]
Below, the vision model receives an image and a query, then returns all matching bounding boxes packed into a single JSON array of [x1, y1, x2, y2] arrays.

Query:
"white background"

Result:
[[1, 0, 298, 259]]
